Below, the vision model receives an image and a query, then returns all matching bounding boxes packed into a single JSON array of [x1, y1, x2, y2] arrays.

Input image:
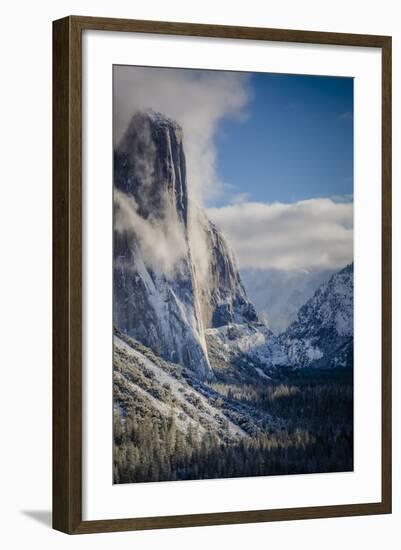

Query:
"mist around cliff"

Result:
[[114, 188, 189, 279]]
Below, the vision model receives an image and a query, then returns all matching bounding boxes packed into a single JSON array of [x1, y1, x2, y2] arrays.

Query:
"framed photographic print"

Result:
[[53, 16, 392, 534]]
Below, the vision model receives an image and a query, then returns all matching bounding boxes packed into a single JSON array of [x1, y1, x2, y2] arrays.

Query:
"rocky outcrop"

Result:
[[195, 213, 258, 329]]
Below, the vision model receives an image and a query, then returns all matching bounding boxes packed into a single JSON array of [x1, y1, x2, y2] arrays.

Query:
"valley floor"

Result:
[[113, 331, 353, 484]]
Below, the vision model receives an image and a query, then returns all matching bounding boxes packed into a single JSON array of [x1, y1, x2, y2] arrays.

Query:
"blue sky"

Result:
[[115, 65, 354, 272], [212, 72, 353, 207]]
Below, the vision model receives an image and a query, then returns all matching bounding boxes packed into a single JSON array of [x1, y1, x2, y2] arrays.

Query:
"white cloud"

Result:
[[114, 65, 250, 205], [207, 198, 353, 271], [114, 189, 188, 279]]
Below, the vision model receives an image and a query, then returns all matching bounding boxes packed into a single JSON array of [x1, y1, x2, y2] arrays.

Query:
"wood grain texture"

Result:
[[70, 15, 389, 47], [381, 36, 392, 514], [52, 15, 392, 534], [52, 16, 82, 534], [75, 502, 389, 534]]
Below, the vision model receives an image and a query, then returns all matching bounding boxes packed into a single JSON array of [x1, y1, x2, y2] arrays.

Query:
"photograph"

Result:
[[112, 65, 354, 484]]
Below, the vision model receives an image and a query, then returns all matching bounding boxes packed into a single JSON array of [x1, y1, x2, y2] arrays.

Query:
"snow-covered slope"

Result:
[[280, 264, 353, 369], [206, 322, 288, 383], [114, 329, 282, 441]]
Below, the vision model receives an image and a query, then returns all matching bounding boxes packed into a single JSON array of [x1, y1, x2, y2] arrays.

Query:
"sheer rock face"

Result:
[[113, 111, 259, 379], [196, 214, 258, 330], [115, 110, 188, 226], [280, 264, 354, 369]]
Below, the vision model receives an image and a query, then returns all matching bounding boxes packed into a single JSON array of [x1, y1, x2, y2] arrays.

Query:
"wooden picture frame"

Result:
[[53, 15, 392, 534]]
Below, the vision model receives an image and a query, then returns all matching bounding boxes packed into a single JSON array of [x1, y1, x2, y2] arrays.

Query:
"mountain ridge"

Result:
[[280, 263, 353, 369], [113, 109, 353, 380]]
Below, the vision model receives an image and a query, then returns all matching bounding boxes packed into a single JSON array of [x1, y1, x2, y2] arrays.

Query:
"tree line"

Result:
[[114, 377, 353, 483]]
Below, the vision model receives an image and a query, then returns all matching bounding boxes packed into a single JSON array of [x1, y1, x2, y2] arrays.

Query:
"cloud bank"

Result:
[[114, 65, 250, 205], [207, 198, 353, 271]]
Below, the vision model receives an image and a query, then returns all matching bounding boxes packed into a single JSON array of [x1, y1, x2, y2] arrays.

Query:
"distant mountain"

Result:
[[280, 264, 353, 369], [240, 268, 335, 334]]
